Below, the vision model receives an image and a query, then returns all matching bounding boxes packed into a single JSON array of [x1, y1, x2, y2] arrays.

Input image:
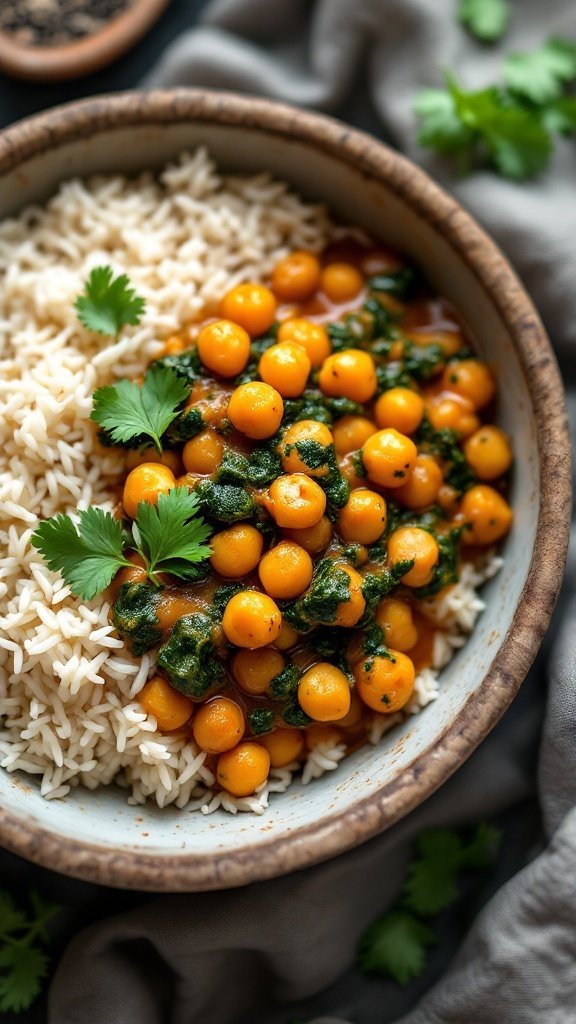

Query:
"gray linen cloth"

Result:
[[50, 2, 576, 1022]]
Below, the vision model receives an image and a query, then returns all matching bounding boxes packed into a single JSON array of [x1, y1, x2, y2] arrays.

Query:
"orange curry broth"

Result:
[[105, 237, 513, 795]]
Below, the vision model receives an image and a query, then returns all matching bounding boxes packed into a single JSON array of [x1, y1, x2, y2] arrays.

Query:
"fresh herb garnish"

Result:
[[0, 891, 59, 1013], [358, 823, 501, 985], [32, 487, 211, 600], [75, 265, 145, 336], [415, 36, 576, 178], [91, 363, 189, 453], [458, 0, 509, 43]]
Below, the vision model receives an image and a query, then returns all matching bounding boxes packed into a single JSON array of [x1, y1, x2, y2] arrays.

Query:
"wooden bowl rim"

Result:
[[0, 0, 169, 81], [0, 90, 571, 891]]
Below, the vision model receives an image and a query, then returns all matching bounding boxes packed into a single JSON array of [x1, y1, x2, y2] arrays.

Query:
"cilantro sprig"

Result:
[[358, 823, 501, 985], [75, 266, 145, 336], [91, 363, 190, 453], [32, 487, 212, 600], [0, 891, 59, 1013], [415, 36, 576, 178]]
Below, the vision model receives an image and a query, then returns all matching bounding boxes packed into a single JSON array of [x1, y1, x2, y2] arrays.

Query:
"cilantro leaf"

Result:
[[403, 829, 464, 916], [504, 37, 576, 104], [32, 507, 132, 601], [460, 822, 502, 867], [457, 0, 506, 43], [91, 363, 189, 453], [132, 487, 212, 583], [0, 945, 48, 1013], [358, 910, 434, 985], [448, 76, 552, 178], [414, 89, 476, 154], [458, 0, 509, 43], [0, 890, 59, 1014], [0, 893, 26, 938], [541, 96, 576, 135], [75, 266, 145, 336]]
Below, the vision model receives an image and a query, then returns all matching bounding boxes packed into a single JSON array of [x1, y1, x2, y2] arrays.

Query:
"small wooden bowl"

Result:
[[0, 0, 169, 81]]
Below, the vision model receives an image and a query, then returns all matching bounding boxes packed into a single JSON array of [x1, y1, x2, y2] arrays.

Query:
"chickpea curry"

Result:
[[33, 240, 514, 802]]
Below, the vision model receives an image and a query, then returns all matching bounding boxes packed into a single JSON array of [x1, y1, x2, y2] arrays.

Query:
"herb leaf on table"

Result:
[[0, 891, 59, 1013], [458, 0, 510, 44], [358, 823, 502, 985], [504, 37, 576, 104], [75, 265, 145, 336]]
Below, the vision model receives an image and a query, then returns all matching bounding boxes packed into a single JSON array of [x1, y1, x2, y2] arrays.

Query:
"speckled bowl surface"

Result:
[[0, 91, 570, 891]]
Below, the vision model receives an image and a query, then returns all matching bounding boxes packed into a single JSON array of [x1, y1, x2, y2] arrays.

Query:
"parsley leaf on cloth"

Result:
[[32, 488, 212, 600], [403, 828, 465, 916], [32, 506, 133, 601], [75, 266, 146, 336], [91, 363, 190, 453], [458, 0, 509, 43], [414, 89, 476, 156], [358, 911, 435, 985], [132, 487, 212, 585], [0, 891, 59, 1013], [504, 37, 576, 104]]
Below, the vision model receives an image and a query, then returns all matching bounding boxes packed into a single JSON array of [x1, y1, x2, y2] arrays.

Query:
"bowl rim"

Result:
[[0, 89, 571, 891]]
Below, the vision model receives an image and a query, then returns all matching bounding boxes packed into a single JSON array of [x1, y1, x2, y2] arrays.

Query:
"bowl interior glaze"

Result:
[[0, 93, 569, 891]]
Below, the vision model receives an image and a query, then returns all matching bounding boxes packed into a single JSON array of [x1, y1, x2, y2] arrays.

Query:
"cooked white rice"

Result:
[[0, 149, 501, 813]]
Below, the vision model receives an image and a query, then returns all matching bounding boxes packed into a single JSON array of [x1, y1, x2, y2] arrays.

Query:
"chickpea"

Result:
[[460, 485, 513, 545], [464, 426, 513, 480], [160, 334, 186, 357], [259, 341, 311, 398], [219, 282, 277, 336], [437, 483, 460, 514], [122, 463, 176, 520], [125, 447, 182, 475], [335, 690, 365, 729], [274, 620, 300, 651], [267, 473, 327, 528], [140, 676, 193, 732], [283, 515, 333, 554], [217, 742, 270, 796], [441, 359, 495, 410], [354, 651, 415, 713], [193, 697, 245, 754], [232, 647, 285, 695], [339, 452, 367, 491], [318, 349, 378, 403], [277, 318, 331, 367], [298, 663, 351, 721], [374, 387, 425, 435], [338, 489, 387, 544], [407, 329, 463, 358], [320, 262, 364, 303], [260, 728, 305, 767], [387, 526, 440, 587], [197, 319, 251, 378], [222, 591, 282, 649], [375, 598, 418, 652], [305, 724, 343, 748], [280, 420, 333, 476], [272, 251, 321, 302], [395, 454, 443, 509], [210, 524, 263, 578], [258, 540, 313, 600], [332, 415, 377, 456], [333, 563, 366, 627], [426, 393, 480, 438], [182, 430, 224, 475], [362, 429, 417, 489], [227, 381, 284, 439]]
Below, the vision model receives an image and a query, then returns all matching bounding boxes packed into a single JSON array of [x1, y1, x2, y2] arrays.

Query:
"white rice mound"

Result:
[[0, 149, 501, 814]]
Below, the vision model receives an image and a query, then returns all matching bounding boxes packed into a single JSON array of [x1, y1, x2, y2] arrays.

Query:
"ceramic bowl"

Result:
[[0, 92, 570, 891]]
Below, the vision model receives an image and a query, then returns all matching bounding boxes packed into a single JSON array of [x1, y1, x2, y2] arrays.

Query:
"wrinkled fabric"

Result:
[[50, 2, 576, 1022]]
